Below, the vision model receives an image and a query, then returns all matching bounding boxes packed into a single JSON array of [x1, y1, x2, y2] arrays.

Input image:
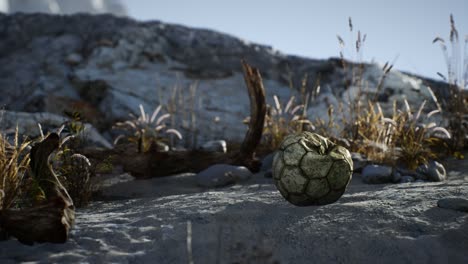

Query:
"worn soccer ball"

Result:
[[272, 132, 353, 206]]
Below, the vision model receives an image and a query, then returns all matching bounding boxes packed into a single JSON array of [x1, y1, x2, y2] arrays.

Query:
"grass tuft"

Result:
[[0, 128, 30, 210]]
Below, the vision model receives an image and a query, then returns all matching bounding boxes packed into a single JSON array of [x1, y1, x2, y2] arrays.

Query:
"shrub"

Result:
[[114, 104, 183, 153], [0, 128, 30, 210]]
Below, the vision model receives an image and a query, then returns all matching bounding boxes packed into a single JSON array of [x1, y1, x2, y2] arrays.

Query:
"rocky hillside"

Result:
[[0, 13, 449, 146]]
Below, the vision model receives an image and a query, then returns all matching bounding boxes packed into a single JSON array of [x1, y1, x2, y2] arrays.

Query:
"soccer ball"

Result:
[[272, 132, 353, 206]]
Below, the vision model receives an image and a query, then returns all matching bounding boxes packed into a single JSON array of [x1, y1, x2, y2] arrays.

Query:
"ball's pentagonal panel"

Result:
[[280, 167, 307, 194], [279, 134, 301, 150], [282, 142, 306, 166], [272, 131, 353, 206], [272, 152, 284, 180], [300, 152, 333, 179], [306, 178, 330, 199]]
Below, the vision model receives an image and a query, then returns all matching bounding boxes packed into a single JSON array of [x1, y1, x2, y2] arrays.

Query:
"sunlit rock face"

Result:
[[0, 0, 127, 16], [0, 13, 450, 146]]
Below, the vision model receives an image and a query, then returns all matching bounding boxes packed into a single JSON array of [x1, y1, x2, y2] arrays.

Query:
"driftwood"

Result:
[[95, 60, 267, 178], [0, 133, 75, 245]]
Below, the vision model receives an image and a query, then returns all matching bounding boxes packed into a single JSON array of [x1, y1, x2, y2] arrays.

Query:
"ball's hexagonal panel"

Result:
[[306, 178, 330, 199], [288, 194, 313, 206], [282, 142, 307, 166], [314, 189, 347, 205], [300, 152, 333, 179], [272, 151, 284, 180], [328, 160, 352, 190], [275, 179, 289, 199], [280, 166, 308, 194]]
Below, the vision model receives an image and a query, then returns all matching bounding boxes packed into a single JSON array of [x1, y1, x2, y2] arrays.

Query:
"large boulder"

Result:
[[0, 110, 111, 148], [0, 13, 450, 147]]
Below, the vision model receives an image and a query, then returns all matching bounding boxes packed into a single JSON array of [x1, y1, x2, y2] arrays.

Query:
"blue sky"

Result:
[[122, 0, 467, 80]]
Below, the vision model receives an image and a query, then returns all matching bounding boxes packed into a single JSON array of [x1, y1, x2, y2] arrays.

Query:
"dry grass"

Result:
[[433, 14, 468, 151], [254, 94, 313, 152], [275, 17, 453, 170], [0, 128, 30, 210], [163, 82, 200, 149]]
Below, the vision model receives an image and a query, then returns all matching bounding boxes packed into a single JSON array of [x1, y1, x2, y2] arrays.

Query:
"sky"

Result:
[[122, 0, 467, 80]]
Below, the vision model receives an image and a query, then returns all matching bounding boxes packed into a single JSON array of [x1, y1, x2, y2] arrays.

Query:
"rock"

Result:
[[195, 164, 253, 188], [361, 165, 393, 184], [65, 53, 83, 66], [260, 152, 276, 172], [0, 110, 112, 148], [351, 152, 368, 172], [400, 176, 415, 183], [416, 161, 446, 182], [0, 13, 452, 146], [200, 140, 227, 153], [391, 170, 402, 183], [437, 198, 468, 212]]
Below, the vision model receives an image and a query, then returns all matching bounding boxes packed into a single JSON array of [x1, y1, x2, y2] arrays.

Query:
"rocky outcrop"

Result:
[[0, 13, 450, 146], [0, 110, 112, 148]]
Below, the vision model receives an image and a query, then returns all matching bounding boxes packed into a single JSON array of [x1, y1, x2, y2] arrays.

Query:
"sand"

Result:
[[0, 164, 467, 263]]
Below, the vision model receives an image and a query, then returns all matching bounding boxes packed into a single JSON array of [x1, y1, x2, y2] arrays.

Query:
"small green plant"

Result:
[[114, 104, 182, 153], [0, 128, 30, 210]]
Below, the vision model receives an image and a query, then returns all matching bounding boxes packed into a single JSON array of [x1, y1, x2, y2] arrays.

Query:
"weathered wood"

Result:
[[88, 61, 267, 178], [0, 133, 75, 245]]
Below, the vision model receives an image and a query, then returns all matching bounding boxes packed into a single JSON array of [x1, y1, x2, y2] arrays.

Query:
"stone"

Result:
[[0, 110, 112, 149], [391, 170, 402, 183], [400, 176, 415, 183], [437, 198, 468, 212], [0, 13, 452, 146], [416, 161, 446, 182], [361, 165, 393, 184], [195, 164, 253, 188], [65, 53, 83, 66], [200, 140, 227, 153], [351, 152, 368, 172]]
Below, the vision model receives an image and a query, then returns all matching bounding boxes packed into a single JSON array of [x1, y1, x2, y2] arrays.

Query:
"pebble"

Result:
[[391, 170, 402, 183], [361, 165, 393, 184], [400, 176, 415, 183], [65, 53, 83, 65], [437, 198, 468, 212], [416, 161, 446, 182], [200, 140, 227, 153], [195, 164, 252, 188], [351, 152, 368, 172]]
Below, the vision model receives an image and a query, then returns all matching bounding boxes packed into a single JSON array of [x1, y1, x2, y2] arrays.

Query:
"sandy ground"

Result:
[[0, 163, 467, 263]]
